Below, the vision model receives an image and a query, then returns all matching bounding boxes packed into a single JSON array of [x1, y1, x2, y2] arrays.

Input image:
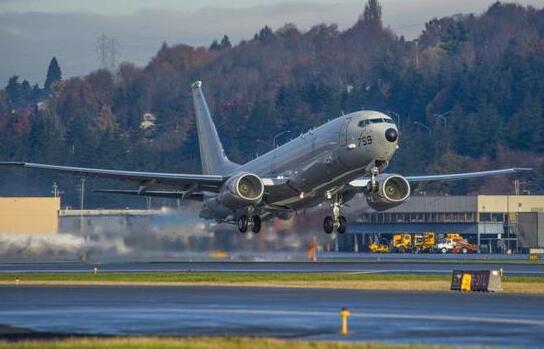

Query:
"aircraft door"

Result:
[[338, 117, 351, 146]]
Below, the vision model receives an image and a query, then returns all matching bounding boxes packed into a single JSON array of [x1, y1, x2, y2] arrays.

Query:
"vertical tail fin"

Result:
[[191, 81, 239, 175]]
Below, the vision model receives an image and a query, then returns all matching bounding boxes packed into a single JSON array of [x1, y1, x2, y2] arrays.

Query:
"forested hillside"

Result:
[[1, 1, 543, 206]]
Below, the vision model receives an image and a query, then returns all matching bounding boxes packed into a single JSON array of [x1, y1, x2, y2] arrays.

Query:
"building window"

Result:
[[479, 212, 505, 222]]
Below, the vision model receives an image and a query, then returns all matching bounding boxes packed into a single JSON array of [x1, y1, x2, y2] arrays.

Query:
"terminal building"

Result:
[[340, 195, 544, 253]]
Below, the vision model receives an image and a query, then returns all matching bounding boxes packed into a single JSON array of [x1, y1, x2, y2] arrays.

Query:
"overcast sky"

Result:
[[1, 0, 542, 85]]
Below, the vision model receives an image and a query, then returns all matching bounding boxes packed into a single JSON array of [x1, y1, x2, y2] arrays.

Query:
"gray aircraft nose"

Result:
[[385, 128, 398, 142]]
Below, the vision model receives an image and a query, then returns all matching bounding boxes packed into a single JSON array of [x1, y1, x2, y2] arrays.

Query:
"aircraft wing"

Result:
[[404, 168, 532, 183], [349, 168, 532, 187], [0, 162, 226, 192], [92, 189, 205, 201]]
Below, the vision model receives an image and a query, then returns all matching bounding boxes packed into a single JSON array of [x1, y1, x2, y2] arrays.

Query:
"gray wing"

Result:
[[405, 168, 532, 183], [92, 189, 205, 201], [0, 162, 225, 192], [349, 168, 532, 188]]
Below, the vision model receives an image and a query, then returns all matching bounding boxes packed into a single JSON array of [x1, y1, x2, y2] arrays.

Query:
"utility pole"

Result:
[[79, 178, 85, 235], [51, 182, 60, 198], [79, 178, 86, 210]]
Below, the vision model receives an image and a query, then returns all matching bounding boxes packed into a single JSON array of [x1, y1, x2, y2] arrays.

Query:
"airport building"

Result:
[[0, 197, 60, 235], [341, 195, 544, 253]]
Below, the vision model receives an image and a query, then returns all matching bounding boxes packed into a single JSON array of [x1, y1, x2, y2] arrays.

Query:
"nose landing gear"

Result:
[[323, 195, 347, 234]]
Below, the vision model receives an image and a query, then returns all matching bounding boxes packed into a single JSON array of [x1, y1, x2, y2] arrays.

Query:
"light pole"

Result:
[[255, 139, 269, 157], [413, 121, 431, 136], [273, 130, 291, 148], [387, 111, 401, 131], [433, 110, 452, 128]]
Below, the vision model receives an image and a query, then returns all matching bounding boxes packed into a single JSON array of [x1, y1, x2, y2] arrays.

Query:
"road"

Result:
[[0, 261, 542, 276], [0, 286, 542, 347]]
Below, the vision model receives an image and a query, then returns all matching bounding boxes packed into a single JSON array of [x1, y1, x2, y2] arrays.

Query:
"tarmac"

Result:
[[0, 260, 542, 276], [0, 285, 543, 347]]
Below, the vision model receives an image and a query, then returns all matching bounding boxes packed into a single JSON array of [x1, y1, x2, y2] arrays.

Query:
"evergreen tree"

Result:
[[209, 40, 221, 51], [220, 35, 232, 49], [257, 26, 275, 43], [361, 0, 382, 29], [5, 76, 22, 107], [45, 57, 62, 90]]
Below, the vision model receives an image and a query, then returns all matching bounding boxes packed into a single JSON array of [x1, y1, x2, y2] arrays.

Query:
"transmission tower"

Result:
[[96, 34, 120, 71]]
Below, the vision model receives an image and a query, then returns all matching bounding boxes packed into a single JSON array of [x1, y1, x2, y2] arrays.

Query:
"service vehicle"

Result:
[[369, 239, 389, 253], [437, 238, 478, 254]]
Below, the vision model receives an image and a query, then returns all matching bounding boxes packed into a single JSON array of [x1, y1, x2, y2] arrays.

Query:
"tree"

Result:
[[361, 0, 382, 29], [220, 35, 232, 49], [209, 40, 221, 51], [256, 26, 275, 43], [45, 57, 62, 90]]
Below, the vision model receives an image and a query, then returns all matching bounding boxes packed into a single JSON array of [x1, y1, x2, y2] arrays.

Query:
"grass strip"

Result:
[[0, 272, 543, 294], [0, 272, 447, 283], [0, 272, 541, 283], [0, 337, 453, 349]]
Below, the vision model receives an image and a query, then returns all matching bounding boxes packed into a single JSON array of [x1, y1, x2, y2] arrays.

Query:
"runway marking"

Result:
[[1, 308, 543, 326]]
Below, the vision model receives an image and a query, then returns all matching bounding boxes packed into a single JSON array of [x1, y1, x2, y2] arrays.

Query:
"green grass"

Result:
[[0, 337, 454, 349], [0, 272, 541, 283]]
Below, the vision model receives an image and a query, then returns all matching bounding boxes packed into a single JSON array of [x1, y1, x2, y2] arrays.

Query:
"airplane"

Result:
[[0, 81, 531, 234]]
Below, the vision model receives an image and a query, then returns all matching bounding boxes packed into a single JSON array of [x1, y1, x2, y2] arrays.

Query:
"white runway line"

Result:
[[2, 307, 543, 326]]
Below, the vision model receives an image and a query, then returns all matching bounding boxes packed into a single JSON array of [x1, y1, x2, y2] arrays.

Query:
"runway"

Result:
[[0, 286, 543, 347], [0, 261, 543, 276]]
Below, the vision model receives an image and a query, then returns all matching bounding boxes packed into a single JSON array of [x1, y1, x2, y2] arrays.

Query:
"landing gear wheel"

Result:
[[252, 215, 262, 234], [337, 216, 347, 234], [323, 216, 334, 234], [238, 215, 248, 233]]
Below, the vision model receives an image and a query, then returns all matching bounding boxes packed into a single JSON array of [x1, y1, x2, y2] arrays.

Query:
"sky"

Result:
[[1, 0, 542, 85]]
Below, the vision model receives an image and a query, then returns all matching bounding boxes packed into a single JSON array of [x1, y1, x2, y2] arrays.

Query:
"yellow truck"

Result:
[[446, 233, 463, 241], [414, 233, 436, 253], [392, 233, 412, 253], [369, 240, 389, 253], [392, 233, 436, 253]]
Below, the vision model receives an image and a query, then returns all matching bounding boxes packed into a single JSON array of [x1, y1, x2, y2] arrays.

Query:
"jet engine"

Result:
[[217, 172, 264, 209], [366, 174, 411, 211]]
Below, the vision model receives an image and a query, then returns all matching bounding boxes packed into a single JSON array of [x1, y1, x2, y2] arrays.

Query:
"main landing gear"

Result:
[[322, 166, 381, 235], [323, 195, 347, 235], [238, 215, 262, 234]]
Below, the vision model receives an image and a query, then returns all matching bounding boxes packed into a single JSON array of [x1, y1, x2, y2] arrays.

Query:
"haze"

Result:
[[1, 0, 542, 84]]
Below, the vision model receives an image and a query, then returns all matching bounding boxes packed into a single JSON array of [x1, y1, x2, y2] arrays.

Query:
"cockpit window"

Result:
[[358, 118, 394, 128], [358, 120, 370, 127]]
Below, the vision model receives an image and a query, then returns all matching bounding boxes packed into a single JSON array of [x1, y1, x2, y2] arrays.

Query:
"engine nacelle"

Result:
[[217, 172, 264, 209], [366, 174, 411, 211]]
